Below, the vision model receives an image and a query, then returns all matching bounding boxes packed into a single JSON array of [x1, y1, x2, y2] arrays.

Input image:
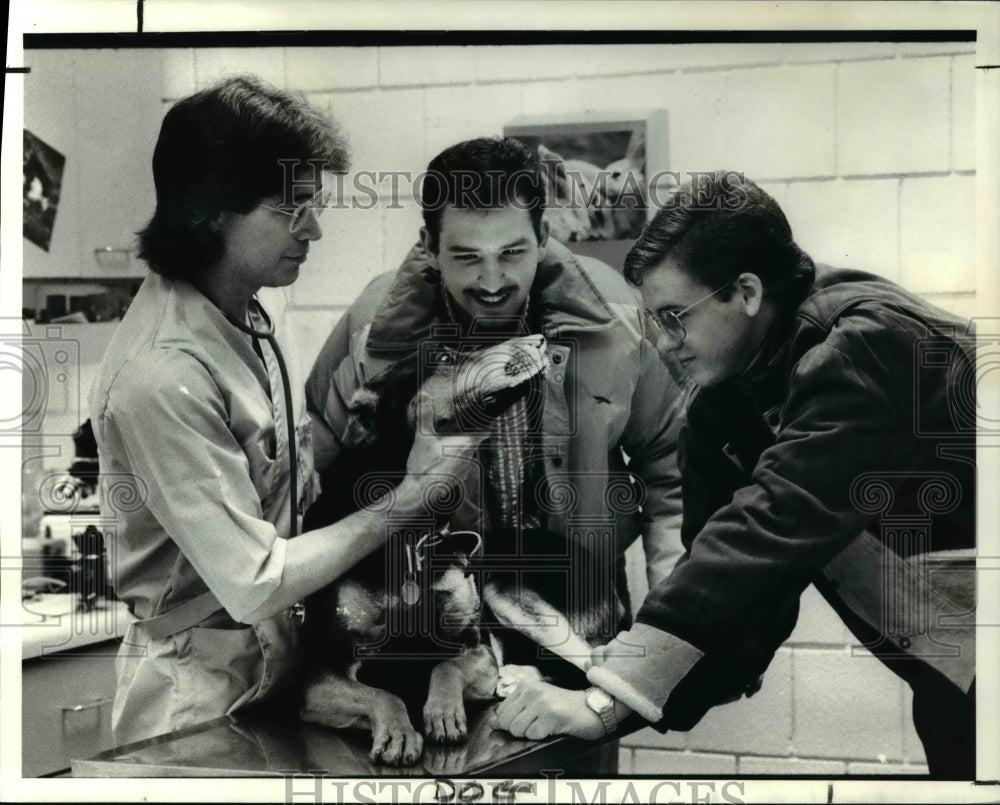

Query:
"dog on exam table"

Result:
[[300, 334, 625, 764], [299, 336, 537, 764]]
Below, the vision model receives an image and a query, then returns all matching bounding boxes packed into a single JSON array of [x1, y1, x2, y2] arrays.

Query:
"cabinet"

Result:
[[22, 638, 121, 777]]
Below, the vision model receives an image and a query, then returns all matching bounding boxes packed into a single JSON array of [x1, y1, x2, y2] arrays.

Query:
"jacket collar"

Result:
[[365, 239, 620, 356]]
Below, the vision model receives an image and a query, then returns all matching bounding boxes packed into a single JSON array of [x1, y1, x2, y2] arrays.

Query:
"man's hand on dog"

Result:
[[492, 679, 605, 741]]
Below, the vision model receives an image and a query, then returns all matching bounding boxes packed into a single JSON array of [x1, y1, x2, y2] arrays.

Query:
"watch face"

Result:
[[586, 687, 614, 711]]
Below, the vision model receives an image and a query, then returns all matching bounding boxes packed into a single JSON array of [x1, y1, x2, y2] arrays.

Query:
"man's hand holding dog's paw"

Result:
[[493, 679, 605, 741]]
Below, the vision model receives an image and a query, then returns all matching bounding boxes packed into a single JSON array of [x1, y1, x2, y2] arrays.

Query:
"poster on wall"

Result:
[[505, 112, 667, 268], [22, 128, 65, 252]]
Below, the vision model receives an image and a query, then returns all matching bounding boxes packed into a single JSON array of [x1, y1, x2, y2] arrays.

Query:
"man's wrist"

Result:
[[584, 686, 617, 736]]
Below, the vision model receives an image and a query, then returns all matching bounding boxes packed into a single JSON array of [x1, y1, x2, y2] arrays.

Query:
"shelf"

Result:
[[23, 276, 144, 284]]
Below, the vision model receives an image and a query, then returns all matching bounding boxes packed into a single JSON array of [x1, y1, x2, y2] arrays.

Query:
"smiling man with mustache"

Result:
[[305, 138, 691, 767]]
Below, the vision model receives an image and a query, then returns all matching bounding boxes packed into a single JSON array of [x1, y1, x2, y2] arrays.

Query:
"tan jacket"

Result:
[[306, 239, 690, 586]]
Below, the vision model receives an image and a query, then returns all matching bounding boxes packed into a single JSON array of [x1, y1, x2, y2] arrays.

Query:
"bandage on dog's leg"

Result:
[[483, 583, 593, 671]]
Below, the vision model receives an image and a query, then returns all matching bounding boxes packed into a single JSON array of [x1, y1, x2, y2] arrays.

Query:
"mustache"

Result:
[[465, 286, 519, 299]]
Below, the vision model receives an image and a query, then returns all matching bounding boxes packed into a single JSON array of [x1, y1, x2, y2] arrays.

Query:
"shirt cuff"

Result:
[[586, 622, 704, 724], [227, 533, 289, 623]]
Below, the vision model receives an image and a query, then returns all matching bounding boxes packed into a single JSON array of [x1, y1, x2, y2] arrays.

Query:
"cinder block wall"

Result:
[[159, 40, 976, 775]]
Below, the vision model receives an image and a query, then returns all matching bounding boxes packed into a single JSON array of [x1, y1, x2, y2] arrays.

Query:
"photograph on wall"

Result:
[[22, 128, 65, 252], [505, 119, 649, 243]]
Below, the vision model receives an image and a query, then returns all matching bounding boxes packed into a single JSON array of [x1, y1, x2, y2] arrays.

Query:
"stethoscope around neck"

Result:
[[224, 298, 299, 538]]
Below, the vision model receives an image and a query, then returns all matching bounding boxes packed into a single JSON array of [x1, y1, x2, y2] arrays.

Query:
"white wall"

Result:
[[155, 42, 978, 386]]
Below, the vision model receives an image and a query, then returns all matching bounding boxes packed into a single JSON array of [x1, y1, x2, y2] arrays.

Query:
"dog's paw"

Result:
[[495, 664, 545, 698], [369, 698, 423, 766], [423, 696, 468, 745]]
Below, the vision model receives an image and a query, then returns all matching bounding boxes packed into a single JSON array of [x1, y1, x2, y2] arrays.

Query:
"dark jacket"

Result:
[[587, 266, 976, 728]]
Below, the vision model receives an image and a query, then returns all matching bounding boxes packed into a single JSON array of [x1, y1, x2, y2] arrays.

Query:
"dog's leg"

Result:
[[302, 669, 423, 766], [423, 645, 498, 745]]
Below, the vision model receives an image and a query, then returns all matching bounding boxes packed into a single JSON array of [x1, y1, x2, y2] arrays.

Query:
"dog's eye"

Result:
[[437, 352, 453, 365]]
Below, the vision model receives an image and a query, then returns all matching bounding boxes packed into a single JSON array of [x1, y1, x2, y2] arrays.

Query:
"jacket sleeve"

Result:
[[618, 314, 692, 589], [589, 325, 928, 723], [104, 351, 286, 623], [304, 309, 366, 472]]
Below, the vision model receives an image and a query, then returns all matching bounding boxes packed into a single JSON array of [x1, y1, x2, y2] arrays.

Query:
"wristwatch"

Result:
[[584, 686, 617, 736]]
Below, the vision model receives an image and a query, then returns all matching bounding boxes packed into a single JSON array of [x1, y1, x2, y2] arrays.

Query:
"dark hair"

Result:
[[624, 171, 814, 302], [419, 137, 547, 253], [138, 75, 349, 281]]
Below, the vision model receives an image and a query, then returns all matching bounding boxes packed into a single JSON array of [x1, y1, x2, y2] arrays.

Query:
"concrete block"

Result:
[[951, 55, 976, 172], [725, 65, 836, 180], [738, 756, 847, 775], [664, 44, 781, 72], [785, 583, 852, 645], [287, 309, 345, 382], [919, 293, 977, 322], [621, 726, 686, 750], [520, 78, 629, 118], [379, 46, 476, 87], [792, 649, 907, 761], [900, 685, 928, 765], [779, 43, 898, 64], [381, 201, 424, 275], [635, 72, 730, 176], [560, 43, 776, 77], [837, 58, 951, 176], [846, 761, 929, 775], [422, 83, 522, 161], [756, 181, 788, 207], [194, 47, 286, 90], [785, 179, 900, 282], [287, 47, 379, 91], [684, 650, 793, 756], [897, 42, 976, 58], [161, 48, 197, 100], [474, 45, 582, 82], [569, 44, 682, 77], [632, 749, 738, 775], [332, 88, 426, 176], [289, 204, 385, 308], [899, 175, 976, 294]]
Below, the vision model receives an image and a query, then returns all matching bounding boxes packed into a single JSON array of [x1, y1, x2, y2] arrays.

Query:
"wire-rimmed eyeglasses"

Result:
[[259, 189, 330, 233], [644, 281, 732, 345]]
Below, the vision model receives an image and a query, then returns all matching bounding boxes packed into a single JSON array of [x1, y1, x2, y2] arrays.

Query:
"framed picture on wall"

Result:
[[504, 110, 668, 269], [22, 128, 66, 252]]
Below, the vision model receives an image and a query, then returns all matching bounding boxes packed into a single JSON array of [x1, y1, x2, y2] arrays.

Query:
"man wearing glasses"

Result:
[[496, 171, 976, 780]]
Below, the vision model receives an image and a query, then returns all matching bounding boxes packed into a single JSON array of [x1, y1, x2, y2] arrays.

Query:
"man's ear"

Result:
[[736, 272, 765, 317], [419, 226, 438, 260]]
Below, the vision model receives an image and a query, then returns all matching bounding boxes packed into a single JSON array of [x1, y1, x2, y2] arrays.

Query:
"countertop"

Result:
[[72, 703, 640, 778], [21, 594, 133, 659]]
